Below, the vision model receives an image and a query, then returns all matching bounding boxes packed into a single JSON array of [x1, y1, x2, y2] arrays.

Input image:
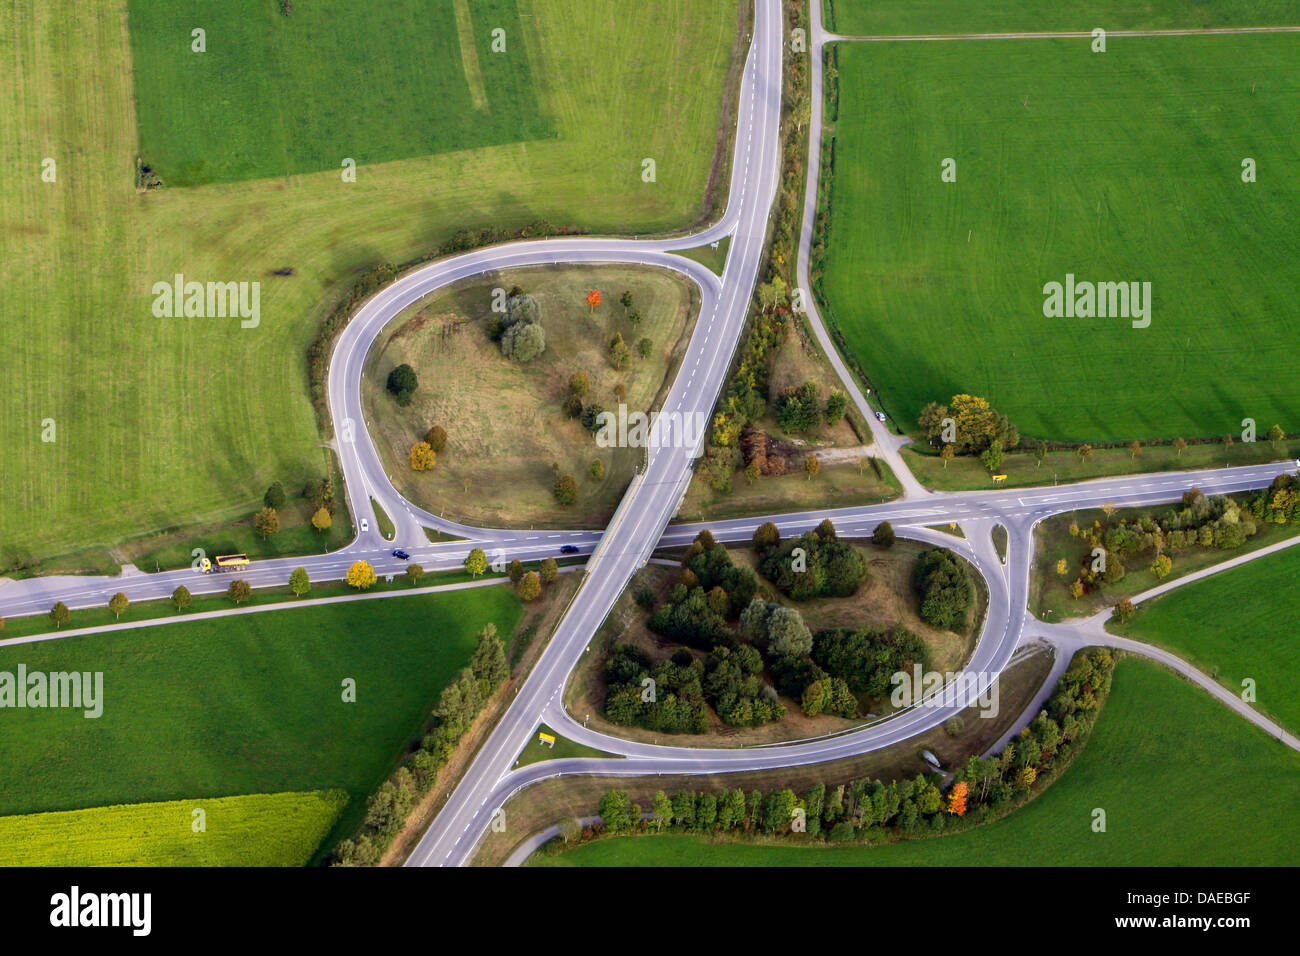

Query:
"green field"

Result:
[[0, 0, 740, 573], [533, 656, 1300, 865], [0, 790, 346, 866], [1115, 543, 1300, 733], [825, 0, 1300, 34], [819, 35, 1300, 443], [0, 587, 522, 854], [128, 0, 550, 186]]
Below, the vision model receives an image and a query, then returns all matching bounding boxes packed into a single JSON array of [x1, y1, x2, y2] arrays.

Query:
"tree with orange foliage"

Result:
[[946, 781, 969, 816], [586, 289, 602, 313]]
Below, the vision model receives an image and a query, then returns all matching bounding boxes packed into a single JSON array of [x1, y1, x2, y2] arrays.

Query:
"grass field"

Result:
[[0, 0, 741, 573], [825, 0, 1300, 34], [0, 790, 346, 866], [363, 264, 699, 528], [819, 34, 1300, 444], [533, 656, 1300, 865], [0, 586, 522, 854], [127, 0, 550, 186], [1113, 543, 1300, 733]]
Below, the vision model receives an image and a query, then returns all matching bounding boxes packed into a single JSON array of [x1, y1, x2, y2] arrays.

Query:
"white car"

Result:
[[360, 518, 370, 533]]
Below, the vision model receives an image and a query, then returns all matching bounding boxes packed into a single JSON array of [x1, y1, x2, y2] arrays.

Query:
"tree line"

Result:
[[556, 649, 1116, 853]]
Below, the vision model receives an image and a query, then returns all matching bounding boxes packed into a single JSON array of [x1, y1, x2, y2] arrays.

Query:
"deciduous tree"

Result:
[[347, 560, 377, 590], [228, 579, 251, 605], [464, 548, 488, 578], [289, 567, 311, 597], [254, 506, 280, 539], [409, 441, 437, 471], [108, 592, 129, 619]]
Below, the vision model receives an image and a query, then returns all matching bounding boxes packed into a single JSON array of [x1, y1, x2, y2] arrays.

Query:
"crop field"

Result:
[[127, 0, 551, 186], [0, 586, 522, 850], [0, 0, 740, 572], [534, 656, 1300, 865], [1116, 542, 1300, 733], [819, 34, 1300, 443], [0, 790, 347, 866], [363, 264, 699, 529], [824, 0, 1300, 35]]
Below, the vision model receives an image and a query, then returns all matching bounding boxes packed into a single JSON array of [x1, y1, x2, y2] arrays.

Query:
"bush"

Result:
[[913, 548, 975, 630], [872, 521, 895, 548], [386, 364, 418, 405], [264, 481, 286, 510], [501, 321, 546, 362]]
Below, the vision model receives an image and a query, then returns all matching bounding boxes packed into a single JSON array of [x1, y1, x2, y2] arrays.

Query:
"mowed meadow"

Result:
[[0, 586, 522, 853], [0, 0, 741, 571], [819, 34, 1300, 443]]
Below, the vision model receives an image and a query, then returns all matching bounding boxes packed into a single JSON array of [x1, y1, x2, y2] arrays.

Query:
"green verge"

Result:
[[370, 497, 396, 541], [673, 236, 731, 276], [0, 790, 347, 866], [1110, 542, 1300, 734], [514, 724, 621, 768], [533, 656, 1300, 865], [0, 587, 523, 854], [825, 0, 1300, 35], [820, 35, 1300, 444]]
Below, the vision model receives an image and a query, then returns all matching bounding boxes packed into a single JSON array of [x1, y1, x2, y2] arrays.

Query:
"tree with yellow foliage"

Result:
[[346, 560, 376, 590]]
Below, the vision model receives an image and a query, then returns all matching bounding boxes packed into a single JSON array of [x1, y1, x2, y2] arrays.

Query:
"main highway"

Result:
[[1, 0, 1294, 867]]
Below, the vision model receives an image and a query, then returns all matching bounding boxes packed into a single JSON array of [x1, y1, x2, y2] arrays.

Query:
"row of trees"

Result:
[[40, 555, 448, 630], [333, 621, 510, 866], [568, 650, 1116, 853], [462, 548, 558, 602]]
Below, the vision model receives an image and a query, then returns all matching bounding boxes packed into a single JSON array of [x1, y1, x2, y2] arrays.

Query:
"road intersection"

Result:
[[1, 0, 1295, 868]]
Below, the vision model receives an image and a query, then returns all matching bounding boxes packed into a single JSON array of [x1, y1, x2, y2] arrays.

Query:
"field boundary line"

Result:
[[832, 25, 1300, 42]]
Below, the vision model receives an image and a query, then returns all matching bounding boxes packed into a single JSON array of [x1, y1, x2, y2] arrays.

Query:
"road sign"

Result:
[[992, 474, 1007, 483], [538, 732, 556, 748]]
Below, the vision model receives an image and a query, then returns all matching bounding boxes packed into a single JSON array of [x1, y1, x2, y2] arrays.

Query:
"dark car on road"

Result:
[[392, 549, 410, 560], [560, 545, 580, 554]]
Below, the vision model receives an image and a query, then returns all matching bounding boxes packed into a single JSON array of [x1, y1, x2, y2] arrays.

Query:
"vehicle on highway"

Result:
[[198, 554, 249, 574], [560, 545, 581, 554], [360, 518, 370, 533], [392, 549, 410, 560]]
